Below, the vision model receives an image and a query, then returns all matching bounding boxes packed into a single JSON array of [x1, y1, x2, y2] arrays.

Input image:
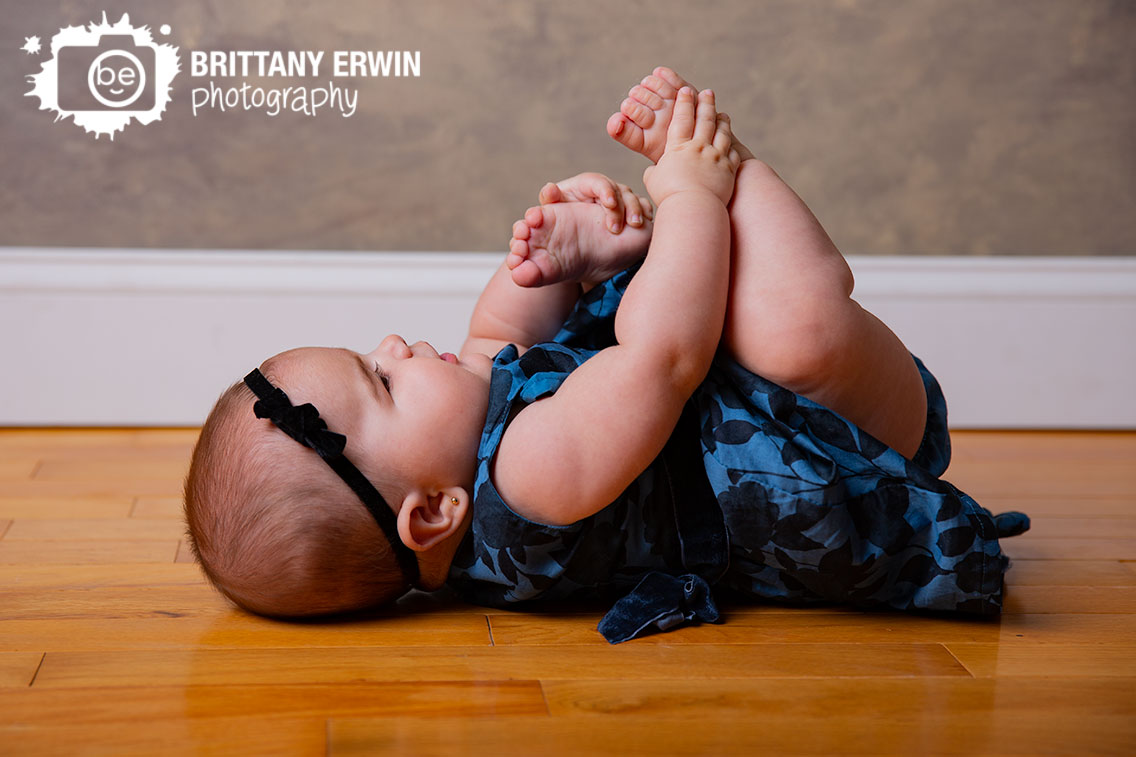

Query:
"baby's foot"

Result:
[[607, 66, 755, 163], [507, 202, 652, 288]]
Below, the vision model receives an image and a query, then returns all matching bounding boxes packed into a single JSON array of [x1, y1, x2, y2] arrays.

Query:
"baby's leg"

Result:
[[610, 68, 928, 459]]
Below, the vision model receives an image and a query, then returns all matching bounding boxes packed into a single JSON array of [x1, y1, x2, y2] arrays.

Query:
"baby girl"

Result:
[[185, 67, 1027, 642]]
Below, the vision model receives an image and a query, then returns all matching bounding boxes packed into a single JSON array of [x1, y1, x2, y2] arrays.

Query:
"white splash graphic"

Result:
[[21, 36, 41, 55], [25, 12, 180, 140]]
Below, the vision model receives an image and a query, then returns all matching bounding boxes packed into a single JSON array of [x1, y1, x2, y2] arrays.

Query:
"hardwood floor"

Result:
[[0, 429, 1133, 755]]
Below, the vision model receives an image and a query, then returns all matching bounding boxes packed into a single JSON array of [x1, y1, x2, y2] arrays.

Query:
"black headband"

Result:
[[242, 368, 420, 586]]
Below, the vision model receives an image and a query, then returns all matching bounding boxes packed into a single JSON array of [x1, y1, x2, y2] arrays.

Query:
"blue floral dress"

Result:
[[447, 264, 1029, 643]]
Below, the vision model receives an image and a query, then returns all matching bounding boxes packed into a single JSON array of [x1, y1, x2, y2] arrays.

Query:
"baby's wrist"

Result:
[[654, 186, 726, 208]]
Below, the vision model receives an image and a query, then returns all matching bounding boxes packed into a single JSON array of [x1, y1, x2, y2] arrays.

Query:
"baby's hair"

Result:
[[184, 359, 408, 618]]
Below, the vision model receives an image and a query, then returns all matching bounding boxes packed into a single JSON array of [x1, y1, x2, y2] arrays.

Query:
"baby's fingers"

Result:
[[618, 184, 646, 227], [712, 112, 733, 155], [692, 89, 718, 143], [665, 86, 697, 145], [547, 172, 621, 209]]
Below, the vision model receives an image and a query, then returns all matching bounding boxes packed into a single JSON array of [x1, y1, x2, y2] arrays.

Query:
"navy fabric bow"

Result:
[[599, 573, 721, 643], [597, 402, 730, 644], [242, 368, 420, 585], [252, 389, 346, 461]]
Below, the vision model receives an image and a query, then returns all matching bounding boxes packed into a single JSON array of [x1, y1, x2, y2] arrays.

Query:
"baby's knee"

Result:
[[725, 294, 854, 391]]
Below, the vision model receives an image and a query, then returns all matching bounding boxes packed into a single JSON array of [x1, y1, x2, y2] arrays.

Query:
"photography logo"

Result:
[[25, 12, 180, 140]]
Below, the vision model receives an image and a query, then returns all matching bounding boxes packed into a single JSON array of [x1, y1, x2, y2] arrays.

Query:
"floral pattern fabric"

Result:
[[447, 264, 1027, 635]]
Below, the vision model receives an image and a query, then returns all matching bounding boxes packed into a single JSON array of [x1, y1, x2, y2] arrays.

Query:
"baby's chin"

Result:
[[459, 351, 496, 382]]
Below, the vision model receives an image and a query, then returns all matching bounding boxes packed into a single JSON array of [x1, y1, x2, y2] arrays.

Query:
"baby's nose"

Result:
[[369, 334, 411, 359], [410, 341, 439, 359]]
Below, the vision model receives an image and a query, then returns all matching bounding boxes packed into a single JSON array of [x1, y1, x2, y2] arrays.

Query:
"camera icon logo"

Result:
[[26, 13, 180, 139], [58, 35, 155, 111]]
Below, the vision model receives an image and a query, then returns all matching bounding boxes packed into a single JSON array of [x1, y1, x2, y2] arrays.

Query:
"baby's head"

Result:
[[184, 336, 493, 618]]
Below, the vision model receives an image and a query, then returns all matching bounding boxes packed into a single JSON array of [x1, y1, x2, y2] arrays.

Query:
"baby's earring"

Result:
[[450, 496, 459, 506]]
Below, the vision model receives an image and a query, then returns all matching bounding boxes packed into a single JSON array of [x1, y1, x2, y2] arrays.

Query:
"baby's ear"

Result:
[[396, 487, 469, 552]]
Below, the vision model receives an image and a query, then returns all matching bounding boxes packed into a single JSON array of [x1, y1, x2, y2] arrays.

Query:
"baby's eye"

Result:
[[373, 365, 391, 391]]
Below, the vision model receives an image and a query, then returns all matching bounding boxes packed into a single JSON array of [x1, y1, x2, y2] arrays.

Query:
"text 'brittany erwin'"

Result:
[[189, 50, 421, 78]]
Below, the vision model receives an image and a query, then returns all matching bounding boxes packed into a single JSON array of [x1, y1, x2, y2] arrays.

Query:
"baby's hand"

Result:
[[538, 172, 654, 234], [643, 88, 740, 207]]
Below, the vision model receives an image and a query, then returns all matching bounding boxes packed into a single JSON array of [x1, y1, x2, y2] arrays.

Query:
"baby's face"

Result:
[[273, 337, 494, 493]]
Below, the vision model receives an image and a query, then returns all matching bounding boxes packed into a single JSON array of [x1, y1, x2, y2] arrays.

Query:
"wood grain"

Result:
[[1007, 559, 1136, 586], [0, 719, 326, 757], [944, 643, 1136, 678], [489, 612, 1136, 646], [0, 652, 42, 688], [132, 497, 185, 519], [0, 427, 1130, 756], [0, 681, 546, 723], [0, 496, 133, 520], [327, 711, 1136, 755], [29, 643, 969, 689]]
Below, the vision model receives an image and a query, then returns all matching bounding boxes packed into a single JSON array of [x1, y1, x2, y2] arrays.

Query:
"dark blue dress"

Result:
[[447, 264, 1029, 642]]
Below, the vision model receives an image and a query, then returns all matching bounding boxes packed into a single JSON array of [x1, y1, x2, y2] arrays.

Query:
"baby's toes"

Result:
[[538, 182, 563, 204], [607, 112, 645, 152], [652, 66, 688, 92], [508, 246, 544, 288], [641, 73, 678, 100], [523, 206, 546, 229], [620, 97, 656, 130], [506, 237, 529, 268], [512, 218, 531, 241], [629, 84, 665, 111]]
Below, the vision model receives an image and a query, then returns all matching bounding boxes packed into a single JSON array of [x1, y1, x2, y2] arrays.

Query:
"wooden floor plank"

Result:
[[0, 681, 546, 723], [945, 643, 1136, 677], [0, 562, 206, 589], [0, 613, 492, 652], [0, 479, 186, 498], [975, 496, 1136, 518], [33, 459, 190, 484], [943, 459, 1136, 498], [0, 496, 133, 520], [327, 711, 1136, 756], [488, 611, 1136, 646], [0, 539, 178, 564], [1003, 585, 1136, 613], [0, 652, 42, 687], [131, 496, 184, 519], [0, 585, 487, 621], [4, 518, 186, 540], [1007, 559, 1136, 586], [0, 428, 1130, 755], [0, 459, 37, 480], [540, 676, 1136, 719], [1020, 517, 1136, 538], [0, 718, 325, 757], [174, 539, 197, 563], [0, 585, 230, 620], [31, 644, 969, 688], [1003, 537, 1136, 560]]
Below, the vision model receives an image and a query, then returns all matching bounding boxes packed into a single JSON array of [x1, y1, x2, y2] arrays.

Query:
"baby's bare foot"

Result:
[[607, 66, 754, 163], [507, 202, 652, 288]]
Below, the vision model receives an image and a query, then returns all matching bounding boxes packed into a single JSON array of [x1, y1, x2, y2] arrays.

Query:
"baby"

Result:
[[185, 68, 1027, 640]]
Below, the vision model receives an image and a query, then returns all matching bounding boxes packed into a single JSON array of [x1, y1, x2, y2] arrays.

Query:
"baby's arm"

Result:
[[494, 89, 740, 525], [460, 266, 581, 362]]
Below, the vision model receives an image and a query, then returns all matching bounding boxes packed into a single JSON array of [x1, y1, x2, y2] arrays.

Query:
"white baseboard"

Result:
[[2, 249, 1134, 428]]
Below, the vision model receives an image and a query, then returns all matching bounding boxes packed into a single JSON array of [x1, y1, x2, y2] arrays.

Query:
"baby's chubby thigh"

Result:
[[722, 286, 928, 461]]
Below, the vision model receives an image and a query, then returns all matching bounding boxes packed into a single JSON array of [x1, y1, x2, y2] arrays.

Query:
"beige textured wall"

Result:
[[3, 0, 1134, 254]]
